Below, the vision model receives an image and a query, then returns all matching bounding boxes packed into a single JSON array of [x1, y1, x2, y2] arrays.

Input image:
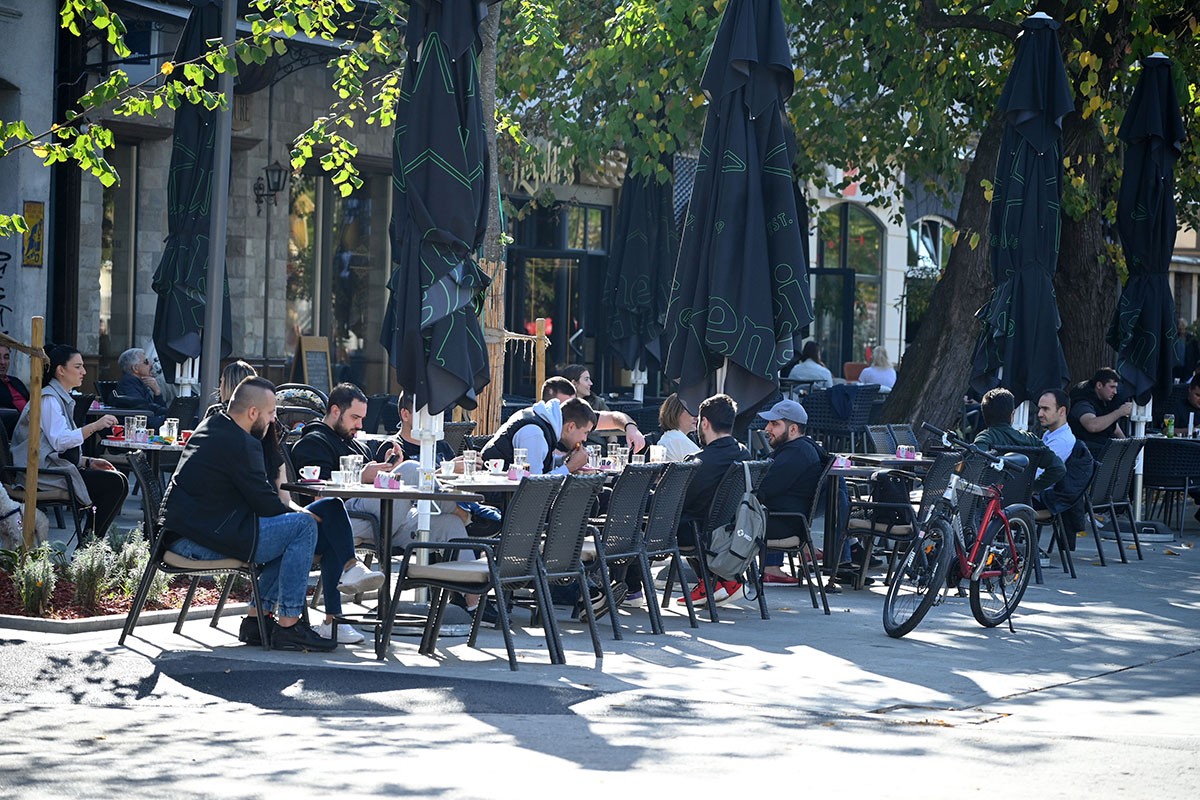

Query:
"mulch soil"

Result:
[[0, 571, 252, 620]]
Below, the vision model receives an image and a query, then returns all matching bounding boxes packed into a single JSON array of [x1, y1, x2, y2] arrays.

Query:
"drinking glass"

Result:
[[630, 454, 646, 465], [648, 445, 666, 463], [462, 450, 477, 477], [587, 445, 601, 468], [512, 447, 528, 468]]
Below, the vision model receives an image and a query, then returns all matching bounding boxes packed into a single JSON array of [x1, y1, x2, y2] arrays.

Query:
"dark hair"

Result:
[[541, 376, 575, 401], [1189, 375, 1200, 391], [559, 364, 592, 396], [1039, 388, 1070, 412], [328, 382, 368, 412], [981, 388, 1015, 426], [46, 344, 82, 380], [228, 376, 276, 414], [800, 341, 824, 366], [1090, 367, 1120, 387], [659, 393, 693, 432], [560, 397, 597, 431], [699, 393, 737, 434]]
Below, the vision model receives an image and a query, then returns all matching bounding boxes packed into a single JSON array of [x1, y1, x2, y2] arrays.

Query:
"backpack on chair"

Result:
[[706, 462, 767, 581]]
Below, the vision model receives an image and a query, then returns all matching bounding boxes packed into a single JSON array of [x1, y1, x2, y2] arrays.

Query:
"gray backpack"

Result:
[[706, 462, 766, 581]]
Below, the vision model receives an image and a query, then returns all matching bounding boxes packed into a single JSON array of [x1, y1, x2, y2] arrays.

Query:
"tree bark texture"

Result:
[[476, 4, 506, 433]]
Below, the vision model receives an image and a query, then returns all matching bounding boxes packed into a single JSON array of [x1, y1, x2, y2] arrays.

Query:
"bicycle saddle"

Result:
[[997, 452, 1029, 474]]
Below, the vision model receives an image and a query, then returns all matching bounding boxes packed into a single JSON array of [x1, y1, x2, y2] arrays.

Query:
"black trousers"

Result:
[[82, 467, 129, 539]]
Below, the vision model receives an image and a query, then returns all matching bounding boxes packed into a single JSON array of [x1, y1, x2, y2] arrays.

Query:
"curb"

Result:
[[0, 602, 250, 635]]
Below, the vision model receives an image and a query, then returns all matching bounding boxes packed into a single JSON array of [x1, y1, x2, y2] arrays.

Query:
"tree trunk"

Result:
[[476, 5, 506, 433], [1055, 112, 1120, 381], [882, 117, 1004, 430]]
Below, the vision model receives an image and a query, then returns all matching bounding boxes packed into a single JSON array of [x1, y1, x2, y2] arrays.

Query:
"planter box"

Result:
[[0, 602, 250, 635]]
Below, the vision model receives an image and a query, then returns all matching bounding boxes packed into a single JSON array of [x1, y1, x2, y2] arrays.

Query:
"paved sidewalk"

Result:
[[2, 514, 1198, 798]]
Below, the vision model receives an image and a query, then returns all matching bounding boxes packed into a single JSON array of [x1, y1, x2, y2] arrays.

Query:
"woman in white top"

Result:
[[787, 340, 834, 388], [656, 393, 701, 461], [11, 344, 128, 539], [858, 346, 897, 389]]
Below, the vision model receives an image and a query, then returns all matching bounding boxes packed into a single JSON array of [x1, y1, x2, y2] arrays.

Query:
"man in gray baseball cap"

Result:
[[755, 398, 826, 584]]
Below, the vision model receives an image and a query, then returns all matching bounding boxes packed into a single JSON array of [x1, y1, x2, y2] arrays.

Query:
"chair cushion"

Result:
[[1034, 509, 1053, 522], [163, 550, 248, 571], [406, 558, 490, 584], [766, 536, 803, 549], [7, 485, 72, 502], [847, 518, 914, 536]]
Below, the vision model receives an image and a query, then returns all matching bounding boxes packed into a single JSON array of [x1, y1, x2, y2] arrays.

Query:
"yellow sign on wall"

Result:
[[22, 200, 44, 267]]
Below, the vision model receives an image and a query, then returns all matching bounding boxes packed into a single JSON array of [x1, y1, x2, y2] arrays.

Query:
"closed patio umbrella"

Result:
[[151, 0, 232, 387], [1107, 54, 1184, 407], [381, 0, 492, 417], [663, 0, 812, 416], [969, 13, 1072, 408]]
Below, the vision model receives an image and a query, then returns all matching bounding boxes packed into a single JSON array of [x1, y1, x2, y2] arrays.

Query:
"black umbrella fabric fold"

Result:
[[382, 0, 492, 415], [663, 0, 812, 414], [604, 157, 676, 372], [151, 0, 232, 381], [970, 15, 1072, 405], [1107, 55, 1185, 405]]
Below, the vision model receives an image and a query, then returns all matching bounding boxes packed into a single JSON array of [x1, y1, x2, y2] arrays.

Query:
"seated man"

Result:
[[1037, 389, 1093, 548], [289, 382, 470, 550], [538, 377, 646, 452], [1067, 367, 1132, 459], [114, 347, 168, 428], [0, 344, 30, 413], [675, 393, 749, 606], [480, 395, 596, 476], [162, 377, 334, 652], [754, 399, 828, 585], [974, 387, 1065, 494], [1170, 375, 1200, 433]]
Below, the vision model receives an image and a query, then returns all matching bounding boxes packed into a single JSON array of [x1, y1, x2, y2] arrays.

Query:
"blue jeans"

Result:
[[308, 497, 354, 615], [170, 512, 317, 618]]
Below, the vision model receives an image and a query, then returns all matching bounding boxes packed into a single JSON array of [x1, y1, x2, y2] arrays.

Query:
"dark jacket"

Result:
[[973, 423, 1066, 493], [161, 412, 291, 561], [289, 420, 373, 479], [1039, 439, 1095, 514], [757, 435, 827, 514], [115, 372, 168, 425], [680, 435, 749, 523], [481, 408, 557, 473], [1067, 382, 1123, 456], [0, 374, 29, 412]]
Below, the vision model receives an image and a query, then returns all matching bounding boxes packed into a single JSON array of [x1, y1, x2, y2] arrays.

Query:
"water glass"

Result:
[[163, 418, 179, 441], [462, 450, 477, 477], [648, 445, 666, 463], [512, 447, 528, 469], [330, 470, 348, 486], [630, 453, 646, 465], [339, 455, 361, 481], [587, 445, 601, 468]]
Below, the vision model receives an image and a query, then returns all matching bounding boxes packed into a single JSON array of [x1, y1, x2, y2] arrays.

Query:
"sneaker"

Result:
[[450, 594, 500, 626], [675, 581, 730, 606], [338, 561, 384, 595], [714, 581, 742, 604], [623, 589, 644, 604], [1038, 550, 1051, 569], [270, 621, 338, 652], [580, 582, 628, 623], [316, 621, 365, 644], [238, 615, 272, 646], [762, 572, 800, 585]]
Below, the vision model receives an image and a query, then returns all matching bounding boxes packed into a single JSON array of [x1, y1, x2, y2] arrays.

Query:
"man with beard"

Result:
[[162, 377, 335, 652]]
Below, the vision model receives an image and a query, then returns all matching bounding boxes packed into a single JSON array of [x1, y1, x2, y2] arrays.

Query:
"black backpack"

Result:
[[868, 469, 915, 527]]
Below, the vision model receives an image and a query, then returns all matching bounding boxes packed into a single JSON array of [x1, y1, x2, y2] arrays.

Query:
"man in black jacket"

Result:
[[162, 377, 334, 652]]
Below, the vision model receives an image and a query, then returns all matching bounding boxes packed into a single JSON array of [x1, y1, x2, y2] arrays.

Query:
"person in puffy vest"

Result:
[[480, 397, 596, 474]]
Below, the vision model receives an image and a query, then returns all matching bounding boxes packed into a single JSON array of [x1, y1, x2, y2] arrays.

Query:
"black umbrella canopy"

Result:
[[151, 0, 232, 382], [663, 0, 812, 415], [970, 15, 1073, 405], [604, 156, 676, 373], [381, 0, 492, 415], [1107, 55, 1186, 406]]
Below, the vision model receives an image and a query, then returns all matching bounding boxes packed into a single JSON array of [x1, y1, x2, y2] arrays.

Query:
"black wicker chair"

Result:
[[443, 421, 477, 455], [381, 475, 562, 670], [759, 456, 833, 613], [1141, 436, 1198, 542], [1033, 450, 1095, 582], [889, 424, 920, 449], [845, 465, 921, 591], [1108, 437, 1145, 560], [865, 425, 897, 455], [640, 461, 701, 628]]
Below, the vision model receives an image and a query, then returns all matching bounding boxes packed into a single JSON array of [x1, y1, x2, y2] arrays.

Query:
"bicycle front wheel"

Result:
[[882, 518, 953, 638], [970, 510, 1035, 627]]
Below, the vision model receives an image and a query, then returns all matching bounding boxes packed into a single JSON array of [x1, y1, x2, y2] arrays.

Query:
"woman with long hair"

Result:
[[560, 363, 608, 411], [786, 340, 833, 388], [657, 393, 700, 461], [858, 346, 897, 389]]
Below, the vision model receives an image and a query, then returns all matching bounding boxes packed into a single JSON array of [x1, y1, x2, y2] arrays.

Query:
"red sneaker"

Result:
[[715, 581, 742, 604], [675, 581, 730, 605], [762, 572, 800, 585]]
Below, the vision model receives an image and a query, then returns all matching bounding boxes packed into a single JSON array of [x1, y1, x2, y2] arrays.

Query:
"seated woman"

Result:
[[11, 345, 128, 541], [114, 347, 168, 428], [560, 363, 608, 411], [858, 346, 897, 390], [787, 341, 834, 389], [657, 393, 701, 461]]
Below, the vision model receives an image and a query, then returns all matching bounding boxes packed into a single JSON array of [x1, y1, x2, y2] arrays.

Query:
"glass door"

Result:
[[505, 251, 583, 396]]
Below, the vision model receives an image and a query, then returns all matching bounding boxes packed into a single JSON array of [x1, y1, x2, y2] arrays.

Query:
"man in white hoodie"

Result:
[[480, 397, 596, 474]]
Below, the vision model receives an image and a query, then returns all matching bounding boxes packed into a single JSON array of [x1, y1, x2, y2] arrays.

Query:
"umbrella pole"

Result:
[[1131, 399, 1151, 524], [631, 368, 647, 402], [176, 357, 199, 398]]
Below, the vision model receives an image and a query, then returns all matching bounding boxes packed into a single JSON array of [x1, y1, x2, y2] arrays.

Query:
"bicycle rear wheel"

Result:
[[882, 518, 953, 638], [969, 511, 1035, 627]]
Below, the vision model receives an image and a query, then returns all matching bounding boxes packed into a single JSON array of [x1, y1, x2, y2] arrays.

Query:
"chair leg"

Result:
[[119, 558, 161, 645], [595, 556, 622, 641], [576, 567, 604, 660], [1054, 516, 1076, 579], [1086, 501, 1107, 566], [211, 574, 236, 627], [667, 549, 699, 628], [1115, 501, 1144, 560], [1032, 522, 1047, 585], [489, 580, 519, 671], [418, 587, 446, 655], [1105, 501, 1129, 565], [175, 576, 201, 634], [801, 540, 830, 615], [534, 570, 566, 665], [639, 552, 664, 635], [690, 547, 719, 622], [247, 567, 270, 651]]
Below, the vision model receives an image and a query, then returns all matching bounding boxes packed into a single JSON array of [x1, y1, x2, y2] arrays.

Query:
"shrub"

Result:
[[69, 537, 114, 611], [108, 525, 168, 603], [13, 546, 57, 615]]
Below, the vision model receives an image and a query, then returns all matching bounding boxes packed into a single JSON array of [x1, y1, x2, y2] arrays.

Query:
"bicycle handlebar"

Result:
[[921, 422, 1005, 466]]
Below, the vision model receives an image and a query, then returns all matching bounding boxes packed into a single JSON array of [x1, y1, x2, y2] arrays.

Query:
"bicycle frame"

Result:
[[929, 464, 1015, 584]]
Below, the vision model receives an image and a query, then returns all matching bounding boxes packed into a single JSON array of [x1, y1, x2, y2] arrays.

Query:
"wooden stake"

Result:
[[535, 317, 547, 394], [22, 317, 44, 549]]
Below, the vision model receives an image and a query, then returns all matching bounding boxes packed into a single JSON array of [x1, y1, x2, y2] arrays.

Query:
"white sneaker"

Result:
[[338, 561, 384, 595], [317, 621, 365, 644]]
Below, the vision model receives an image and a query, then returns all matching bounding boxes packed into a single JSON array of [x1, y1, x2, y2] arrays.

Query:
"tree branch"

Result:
[[918, 0, 1021, 39]]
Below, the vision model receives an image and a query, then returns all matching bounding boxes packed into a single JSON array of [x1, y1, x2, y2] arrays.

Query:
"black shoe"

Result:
[[580, 582, 628, 623], [238, 615, 272, 646], [270, 621, 337, 652], [451, 594, 500, 626]]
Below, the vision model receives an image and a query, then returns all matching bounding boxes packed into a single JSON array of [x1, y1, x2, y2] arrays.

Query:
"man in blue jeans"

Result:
[[162, 376, 335, 652]]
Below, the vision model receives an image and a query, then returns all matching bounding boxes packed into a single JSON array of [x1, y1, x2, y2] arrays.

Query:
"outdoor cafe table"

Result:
[[850, 452, 936, 472], [100, 437, 184, 489], [281, 480, 483, 659]]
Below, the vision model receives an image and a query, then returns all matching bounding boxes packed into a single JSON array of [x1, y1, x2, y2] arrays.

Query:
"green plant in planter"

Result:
[[69, 537, 114, 611], [110, 525, 167, 601], [13, 546, 57, 615]]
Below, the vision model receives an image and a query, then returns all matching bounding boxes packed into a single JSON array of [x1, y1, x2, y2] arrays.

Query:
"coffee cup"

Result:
[[486, 459, 505, 474], [330, 470, 348, 486], [299, 465, 321, 481], [110, 425, 124, 439], [440, 460, 457, 476], [179, 430, 193, 444]]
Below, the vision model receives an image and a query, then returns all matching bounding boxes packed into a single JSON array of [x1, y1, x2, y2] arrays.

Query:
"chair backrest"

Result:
[[643, 460, 700, 552], [701, 460, 770, 535], [1110, 437, 1144, 503], [541, 473, 606, 576], [128, 450, 165, 539], [866, 425, 897, 454], [363, 394, 390, 434], [443, 421, 476, 455], [889, 424, 919, 449], [495, 475, 562, 580], [463, 434, 491, 453], [955, 453, 1000, 535], [275, 383, 329, 407], [94, 380, 118, 405], [745, 458, 771, 491], [846, 384, 881, 429], [1141, 436, 1200, 487], [916, 451, 963, 521], [843, 361, 867, 382], [1087, 437, 1125, 504], [72, 394, 95, 429], [164, 395, 200, 429], [800, 389, 836, 445], [597, 463, 663, 554], [992, 445, 1043, 506]]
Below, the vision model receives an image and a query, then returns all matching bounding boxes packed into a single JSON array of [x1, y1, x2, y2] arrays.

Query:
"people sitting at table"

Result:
[[1174, 317, 1200, 382], [858, 347, 897, 390], [114, 347, 168, 428], [0, 344, 30, 413], [787, 340, 833, 389], [289, 382, 470, 552], [11, 344, 128, 541], [559, 363, 609, 411], [540, 377, 646, 452], [162, 377, 335, 652], [675, 394, 750, 606], [481, 394, 596, 475], [974, 388, 1065, 493], [1067, 367, 1133, 459], [1169, 375, 1200, 434], [657, 393, 701, 461], [1035, 389, 1094, 551]]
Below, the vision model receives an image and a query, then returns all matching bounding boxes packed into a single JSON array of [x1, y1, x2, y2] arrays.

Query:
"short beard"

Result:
[[250, 417, 269, 440]]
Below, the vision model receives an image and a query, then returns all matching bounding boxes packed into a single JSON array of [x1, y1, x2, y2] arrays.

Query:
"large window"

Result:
[[904, 216, 954, 345], [99, 144, 138, 377], [813, 203, 884, 370]]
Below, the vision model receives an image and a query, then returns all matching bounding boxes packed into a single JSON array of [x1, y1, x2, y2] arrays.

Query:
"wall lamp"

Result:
[[254, 160, 290, 215]]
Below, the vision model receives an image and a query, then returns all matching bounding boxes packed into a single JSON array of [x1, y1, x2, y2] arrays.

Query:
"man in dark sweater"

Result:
[[1067, 367, 1133, 459], [162, 377, 334, 652], [114, 347, 168, 427], [974, 388, 1066, 492]]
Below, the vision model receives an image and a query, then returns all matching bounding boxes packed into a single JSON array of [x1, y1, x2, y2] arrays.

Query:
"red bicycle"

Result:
[[882, 424, 1037, 638]]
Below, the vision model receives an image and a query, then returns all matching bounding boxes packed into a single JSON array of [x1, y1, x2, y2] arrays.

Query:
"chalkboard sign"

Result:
[[293, 336, 332, 395]]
